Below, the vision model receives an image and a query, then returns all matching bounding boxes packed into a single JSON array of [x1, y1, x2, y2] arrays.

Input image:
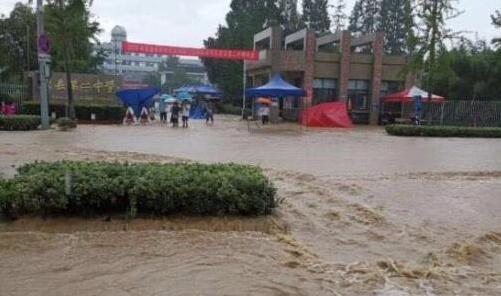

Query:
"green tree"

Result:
[[492, 10, 501, 48], [414, 0, 461, 100], [278, 0, 303, 34], [432, 40, 501, 100], [202, 0, 282, 99], [349, 0, 380, 35], [378, 0, 414, 54], [43, 0, 101, 119], [163, 56, 197, 92], [0, 3, 37, 82], [348, 0, 364, 34], [302, 0, 331, 33], [331, 0, 347, 32]]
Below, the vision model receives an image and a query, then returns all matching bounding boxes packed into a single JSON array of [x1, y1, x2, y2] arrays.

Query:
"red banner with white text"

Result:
[[122, 41, 259, 61]]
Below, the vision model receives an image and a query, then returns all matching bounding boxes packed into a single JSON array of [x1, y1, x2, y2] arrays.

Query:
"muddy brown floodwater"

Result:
[[1, 115, 501, 295]]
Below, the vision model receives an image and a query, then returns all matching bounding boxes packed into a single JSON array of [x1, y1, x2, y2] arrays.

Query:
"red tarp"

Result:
[[122, 41, 259, 61], [383, 86, 445, 104], [301, 102, 353, 128]]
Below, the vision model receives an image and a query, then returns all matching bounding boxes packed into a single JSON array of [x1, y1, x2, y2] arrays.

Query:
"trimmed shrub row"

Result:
[[22, 101, 125, 121], [385, 124, 501, 138], [0, 115, 41, 131], [56, 117, 77, 131], [0, 161, 277, 218]]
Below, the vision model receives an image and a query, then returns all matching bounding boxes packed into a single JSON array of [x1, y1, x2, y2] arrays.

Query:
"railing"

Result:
[[0, 83, 28, 109], [384, 100, 501, 127]]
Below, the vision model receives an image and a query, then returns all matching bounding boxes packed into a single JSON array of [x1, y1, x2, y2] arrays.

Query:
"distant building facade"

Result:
[[95, 25, 208, 87], [246, 27, 414, 124]]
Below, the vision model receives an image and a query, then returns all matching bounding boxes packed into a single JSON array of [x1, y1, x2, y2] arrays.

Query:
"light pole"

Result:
[[36, 0, 50, 129]]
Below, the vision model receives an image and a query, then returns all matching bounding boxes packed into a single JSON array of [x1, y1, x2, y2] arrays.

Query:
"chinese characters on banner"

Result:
[[122, 41, 260, 61]]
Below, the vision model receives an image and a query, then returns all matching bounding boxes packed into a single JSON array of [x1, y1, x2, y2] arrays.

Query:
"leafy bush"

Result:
[[385, 125, 501, 138], [0, 115, 41, 131], [22, 101, 125, 121], [56, 117, 77, 131], [0, 161, 277, 218]]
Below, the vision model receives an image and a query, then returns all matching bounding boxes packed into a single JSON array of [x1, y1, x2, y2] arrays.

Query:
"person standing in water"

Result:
[[205, 100, 214, 126], [170, 101, 181, 128], [159, 98, 168, 123], [259, 104, 270, 125], [181, 100, 190, 128]]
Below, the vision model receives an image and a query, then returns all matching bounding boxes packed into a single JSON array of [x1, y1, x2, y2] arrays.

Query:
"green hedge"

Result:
[[56, 117, 77, 130], [0, 161, 276, 218], [385, 125, 501, 138], [0, 115, 41, 131], [22, 101, 125, 121]]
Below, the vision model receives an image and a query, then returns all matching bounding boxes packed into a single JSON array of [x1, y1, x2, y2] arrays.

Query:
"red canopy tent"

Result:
[[383, 86, 445, 104], [301, 102, 353, 128]]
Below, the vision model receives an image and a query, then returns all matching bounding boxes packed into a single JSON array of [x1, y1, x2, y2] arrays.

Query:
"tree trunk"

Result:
[[63, 45, 75, 120], [427, 0, 439, 104]]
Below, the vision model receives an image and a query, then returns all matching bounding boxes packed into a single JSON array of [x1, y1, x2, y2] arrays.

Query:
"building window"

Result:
[[380, 81, 403, 98], [313, 78, 337, 106], [348, 80, 370, 111]]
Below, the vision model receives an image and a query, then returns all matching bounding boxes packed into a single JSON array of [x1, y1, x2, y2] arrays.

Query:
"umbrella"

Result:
[[160, 94, 175, 102], [257, 97, 272, 105], [176, 91, 193, 102]]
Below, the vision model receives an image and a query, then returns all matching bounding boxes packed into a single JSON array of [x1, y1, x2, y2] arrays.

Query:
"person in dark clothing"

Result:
[[170, 102, 181, 127], [385, 112, 396, 125], [159, 99, 168, 122], [205, 101, 214, 125]]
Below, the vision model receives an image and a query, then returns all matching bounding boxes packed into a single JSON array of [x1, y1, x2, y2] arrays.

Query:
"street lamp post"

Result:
[[36, 0, 50, 129]]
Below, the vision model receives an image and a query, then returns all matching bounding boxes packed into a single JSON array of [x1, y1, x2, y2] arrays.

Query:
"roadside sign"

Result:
[[38, 34, 51, 54]]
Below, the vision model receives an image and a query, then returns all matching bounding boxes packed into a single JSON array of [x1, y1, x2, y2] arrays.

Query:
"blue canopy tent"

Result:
[[174, 84, 223, 98], [194, 84, 223, 97], [244, 74, 306, 122], [116, 88, 160, 116], [245, 74, 306, 98]]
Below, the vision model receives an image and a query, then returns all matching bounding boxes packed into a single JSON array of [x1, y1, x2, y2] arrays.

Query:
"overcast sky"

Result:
[[1, 0, 499, 48]]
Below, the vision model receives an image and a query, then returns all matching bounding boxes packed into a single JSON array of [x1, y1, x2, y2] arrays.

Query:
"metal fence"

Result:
[[384, 100, 501, 127], [0, 83, 28, 108]]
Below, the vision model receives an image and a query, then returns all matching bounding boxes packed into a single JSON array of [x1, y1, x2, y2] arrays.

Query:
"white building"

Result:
[[95, 26, 209, 85]]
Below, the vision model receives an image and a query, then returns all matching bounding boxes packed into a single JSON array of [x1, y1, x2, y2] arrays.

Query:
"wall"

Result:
[[28, 72, 122, 104]]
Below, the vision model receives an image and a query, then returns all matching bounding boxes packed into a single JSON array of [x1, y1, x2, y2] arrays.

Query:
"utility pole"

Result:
[[36, 0, 50, 129]]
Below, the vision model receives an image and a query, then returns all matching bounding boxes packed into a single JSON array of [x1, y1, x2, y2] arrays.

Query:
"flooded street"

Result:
[[1, 115, 501, 295]]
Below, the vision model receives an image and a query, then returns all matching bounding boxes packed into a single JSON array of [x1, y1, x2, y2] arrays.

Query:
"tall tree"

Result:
[[331, 0, 347, 32], [378, 0, 414, 54], [202, 0, 282, 99], [492, 10, 501, 49], [0, 3, 37, 82], [302, 0, 331, 33], [349, 0, 380, 35], [44, 0, 101, 119], [278, 0, 302, 34], [348, 0, 364, 34], [414, 0, 461, 100]]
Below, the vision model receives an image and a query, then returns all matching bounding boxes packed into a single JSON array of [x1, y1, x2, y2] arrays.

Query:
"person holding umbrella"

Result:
[[205, 99, 215, 126], [170, 101, 181, 128], [257, 98, 272, 125], [159, 97, 168, 123], [181, 100, 191, 128]]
